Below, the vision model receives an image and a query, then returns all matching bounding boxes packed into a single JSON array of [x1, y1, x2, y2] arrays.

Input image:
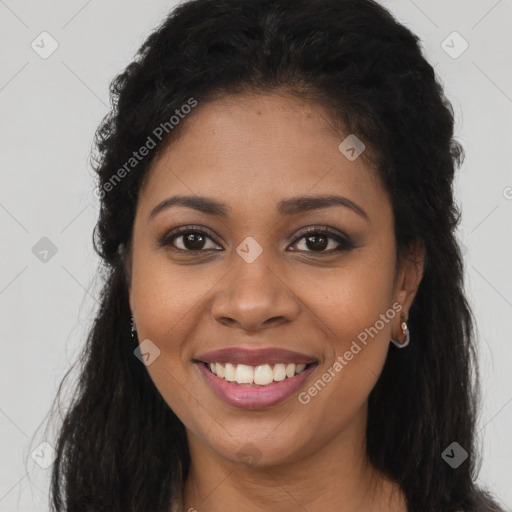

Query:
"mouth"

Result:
[[193, 348, 319, 408]]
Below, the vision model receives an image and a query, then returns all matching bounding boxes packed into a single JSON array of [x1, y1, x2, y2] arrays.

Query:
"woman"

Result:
[[47, 0, 505, 510]]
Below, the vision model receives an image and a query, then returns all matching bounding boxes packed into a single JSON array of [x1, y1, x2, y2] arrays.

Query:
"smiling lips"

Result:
[[195, 347, 318, 408]]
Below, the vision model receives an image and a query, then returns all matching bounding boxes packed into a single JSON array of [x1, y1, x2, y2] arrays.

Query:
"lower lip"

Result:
[[196, 362, 318, 409]]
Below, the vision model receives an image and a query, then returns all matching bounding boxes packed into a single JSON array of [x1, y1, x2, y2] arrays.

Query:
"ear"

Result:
[[393, 239, 425, 316]]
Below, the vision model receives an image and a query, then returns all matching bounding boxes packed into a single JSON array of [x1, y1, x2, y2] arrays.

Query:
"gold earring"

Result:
[[391, 313, 410, 348]]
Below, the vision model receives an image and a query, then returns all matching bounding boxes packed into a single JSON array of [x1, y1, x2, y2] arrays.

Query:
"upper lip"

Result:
[[195, 347, 317, 366]]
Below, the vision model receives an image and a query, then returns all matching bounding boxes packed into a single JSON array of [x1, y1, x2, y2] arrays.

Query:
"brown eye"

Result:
[[302, 234, 329, 251], [290, 227, 355, 254], [178, 232, 209, 251], [159, 226, 222, 252]]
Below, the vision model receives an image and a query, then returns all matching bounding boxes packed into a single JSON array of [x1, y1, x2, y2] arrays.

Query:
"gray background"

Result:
[[0, 0, 511, 510]]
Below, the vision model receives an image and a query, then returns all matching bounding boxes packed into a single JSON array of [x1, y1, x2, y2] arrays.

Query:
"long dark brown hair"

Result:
[[42, 0, 504, 510]]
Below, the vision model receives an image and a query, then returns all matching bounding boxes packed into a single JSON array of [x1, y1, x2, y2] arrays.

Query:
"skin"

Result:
[[126, 92, 425, 512]]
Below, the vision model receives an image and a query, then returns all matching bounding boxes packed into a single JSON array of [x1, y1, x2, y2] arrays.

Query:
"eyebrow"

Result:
[[148, 194, 369, 221]]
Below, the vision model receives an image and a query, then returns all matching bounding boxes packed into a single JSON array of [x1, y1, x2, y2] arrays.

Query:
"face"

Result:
[[127, 92, 423, 468]]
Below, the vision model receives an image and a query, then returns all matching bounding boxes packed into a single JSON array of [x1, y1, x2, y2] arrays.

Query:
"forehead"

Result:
[[137, 93, 388, 223]]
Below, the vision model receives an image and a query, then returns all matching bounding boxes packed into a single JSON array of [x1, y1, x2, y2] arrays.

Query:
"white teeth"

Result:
[[215, 362, 225, 378], [253, 364, 274, 385], [234, 364, 254, 384], [285, 363, 296, 378], [224, 363, 236, 382], [295, 363, 306, 374], [273, 363, 287, 381], [205, 361, 311, 385]]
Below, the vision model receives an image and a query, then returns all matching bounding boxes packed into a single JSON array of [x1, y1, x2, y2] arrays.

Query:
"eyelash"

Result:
[[158, 225, 355, 255]]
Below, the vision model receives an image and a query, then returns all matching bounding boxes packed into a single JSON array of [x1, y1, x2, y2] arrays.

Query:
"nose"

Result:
[[211, 252, 301, 333]]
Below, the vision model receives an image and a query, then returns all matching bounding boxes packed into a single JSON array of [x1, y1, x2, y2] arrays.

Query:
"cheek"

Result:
[[130, 244, 215, 347], [295, 245, 396, 412], [129, 257, 210, 431], [128, 248, 210, 401], [299, 246, 397, 352]]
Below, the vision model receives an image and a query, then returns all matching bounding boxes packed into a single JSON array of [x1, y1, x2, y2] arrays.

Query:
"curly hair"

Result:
[[45, 0, 504, 510]]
